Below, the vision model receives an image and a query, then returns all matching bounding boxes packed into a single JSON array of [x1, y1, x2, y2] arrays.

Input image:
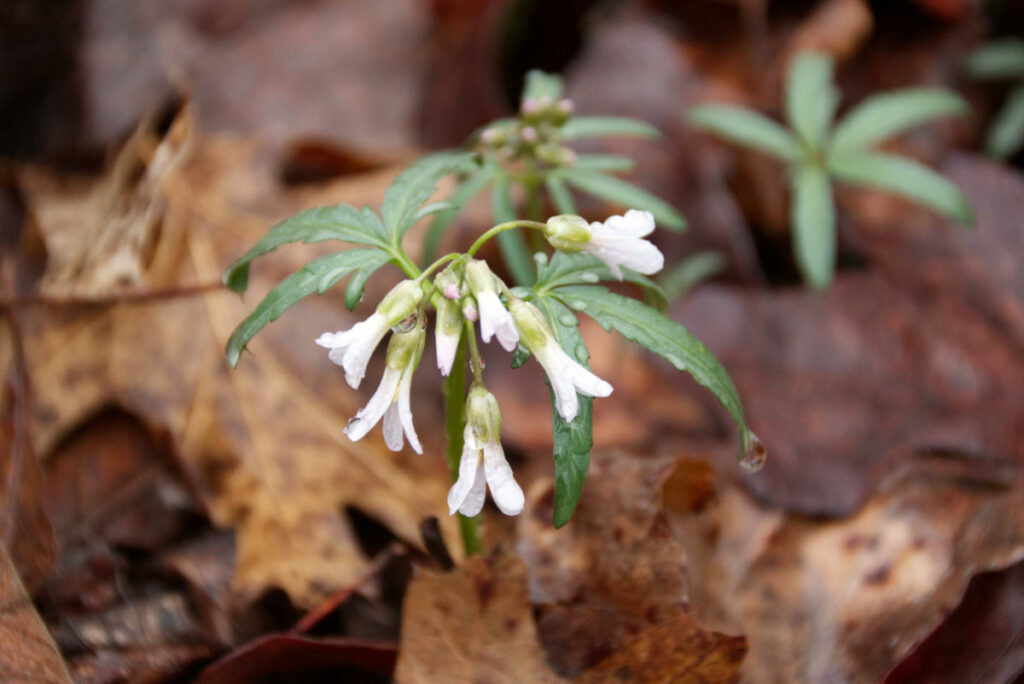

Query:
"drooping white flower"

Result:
[[315, 280, 424, 388], [343, 320, 425, 453], [465, 260, 518, 352], [447, 386, 524, 516], [510, 299, 612, 422], [545, 210, 664, 279], [435, 297, 463, 377]]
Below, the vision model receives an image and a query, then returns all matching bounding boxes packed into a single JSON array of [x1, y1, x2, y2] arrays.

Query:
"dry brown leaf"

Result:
[[576, 615, 747, 684], [16, 108, 456, 608], [394, 550, 563, 684], [665, 452, 1024, 683], [0, 543, 71, 683]]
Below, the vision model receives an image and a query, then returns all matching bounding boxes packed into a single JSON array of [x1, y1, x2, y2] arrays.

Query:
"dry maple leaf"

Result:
[[13, 104, 456, 608]]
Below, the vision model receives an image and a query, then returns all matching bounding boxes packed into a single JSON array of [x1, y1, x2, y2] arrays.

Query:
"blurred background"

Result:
[[1, 0, 1023, 682]]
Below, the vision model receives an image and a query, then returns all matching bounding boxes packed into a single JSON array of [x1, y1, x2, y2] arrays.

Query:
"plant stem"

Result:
[[466, 220, 548, 258], [443, 337, 482, 556], [524, 162, 548, 253], [463, 318, 485, 384]]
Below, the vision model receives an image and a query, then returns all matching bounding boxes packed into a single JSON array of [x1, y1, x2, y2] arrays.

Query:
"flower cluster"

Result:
[[478, 95, 577, 166], [316, 211, 665, 517]]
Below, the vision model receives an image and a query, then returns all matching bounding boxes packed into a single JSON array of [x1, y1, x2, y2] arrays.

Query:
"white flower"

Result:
[[465, 260, 518, 352], [316, 280, 423, 388], [343, 321, 424, 453], [545, 210, 664, 279], [435, 298, 463, 377], [447, 387, 524, 516], [510, 299, 612, 422]]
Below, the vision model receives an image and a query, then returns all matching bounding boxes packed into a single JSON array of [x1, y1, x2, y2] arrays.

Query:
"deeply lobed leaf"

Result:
[[225, 249, 391, 367], [555, 167, 687, 231], [535, 250, 667, 307], [553, 285, 751, 452], [561, 116, 661, 140], [786, 52, 838, 151], [532, 295, 593, 528], [223, 205, 387, 292], [830, 88, 969, 152], [688, 104, 803, 163], [380, 151, 475, 243], [791, 165, 836, 290], [827, 151, 973, 225]]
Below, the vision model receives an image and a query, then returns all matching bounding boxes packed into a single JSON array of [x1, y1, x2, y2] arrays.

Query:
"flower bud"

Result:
[[377, 280, 424, 324], [520, 125, 538, 143], [385, 315, 425, 370], [544, 214, 592, 252], [535, 143, 576, 166], [435, 298, 463, 376], [466, 384, 502, 444], [462, 297, 479, 322]]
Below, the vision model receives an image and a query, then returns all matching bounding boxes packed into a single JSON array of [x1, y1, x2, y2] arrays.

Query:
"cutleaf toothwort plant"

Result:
[[688, 52, 973, 290], [423, 70, 686, 288], [223, 150, 755, 554], [965, 39, 1024, 160]]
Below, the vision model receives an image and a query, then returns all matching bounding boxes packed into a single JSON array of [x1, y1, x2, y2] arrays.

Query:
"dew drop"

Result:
[[558, 313, 578, 327], [739, 432, 767, 472], [579, 272, 599, 283], [569, 300, 587, 311], [663, 354, 686, 370], [575, 343, 589, 362], [534, 252, 549, 266]]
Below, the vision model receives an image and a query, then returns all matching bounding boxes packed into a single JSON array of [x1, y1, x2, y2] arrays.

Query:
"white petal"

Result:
[[477, 292, 516, 348], [316, 313, 390, 388], [435, 329, 460, 376], [447, 429, 485, 516], [566, 363, 614, 399], [343, 367, 401, 442], [535, 343, 581, 422], [460, 465, 487, 517], [599, 209, 655, 237], [382, 402, 403, 451], [396, 366, 422, 454], [482, 442, 524, 516]]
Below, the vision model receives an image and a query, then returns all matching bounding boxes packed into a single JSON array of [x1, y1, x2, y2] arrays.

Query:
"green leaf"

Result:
[[522, 70, 564, 101], [986, 83, 1024, 159], [535, 250, 667, 306], [223, 205, 388, 293], [492, 174, 536, 285], [422, 162, 494, 264], [660, 251, 726, 299], [688, 104, 803, 162], [571, 154, 637, 172], [533, 295, 592, 528], [561, 116, 661, 140], [556, 167, 687, 231], [553, 285, 750, 452], [830, 88, 969, 152], [511, 344, 531, 369], [786, 52, 838, 151], [965, 40, 1024, 79], [381, 151, 475, 242], [545, 173, 577, 215], [225, 249, 392, 367], [791, 165, 836, 290], [827, 151, 973, 224]]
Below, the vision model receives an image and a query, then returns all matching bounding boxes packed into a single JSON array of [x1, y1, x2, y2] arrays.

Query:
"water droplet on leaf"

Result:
[[663, 354, 686, 370], [534, 253, 549, 266], [579, 272, 599, 283], [558, 313, 577, 327], [575, 343, 589, 362], [739, 432, 766, 472], [569, 300, 587, 311]]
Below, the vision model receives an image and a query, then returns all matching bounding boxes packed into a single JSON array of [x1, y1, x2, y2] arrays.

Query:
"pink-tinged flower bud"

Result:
[[521, 97, 539, 115], [520, 126, 538, 143]]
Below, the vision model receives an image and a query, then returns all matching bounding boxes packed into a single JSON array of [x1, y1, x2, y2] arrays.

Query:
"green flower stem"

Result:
[[524, 163, 548, 253], [466, 220, 548, 257], [444, 336, 482, 556], [463, 318, 485, 385]]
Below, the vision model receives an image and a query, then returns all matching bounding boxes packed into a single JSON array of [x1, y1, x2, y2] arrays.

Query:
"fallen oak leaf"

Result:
[[16, 110, 456, 608], [0, 544, 71, 683]]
